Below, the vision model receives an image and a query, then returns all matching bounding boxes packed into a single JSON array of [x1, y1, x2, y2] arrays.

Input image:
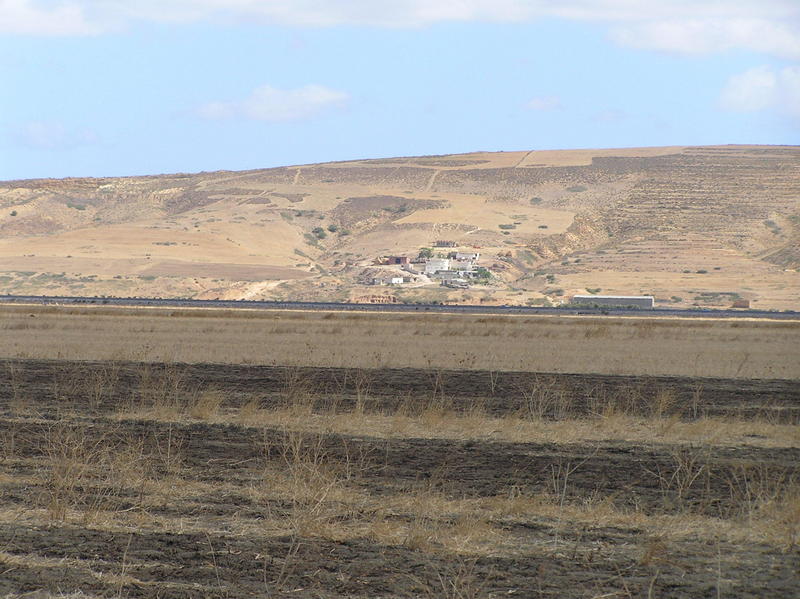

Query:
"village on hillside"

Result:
[[366, 239, 490, 290]]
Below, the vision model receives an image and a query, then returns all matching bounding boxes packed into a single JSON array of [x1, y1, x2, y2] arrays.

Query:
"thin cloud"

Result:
[[593, 109, 628, 123], [610, 18, 800, 61], [526, 96, 562, 111], [0, 0, 98, 35], [13, 121, 99, 149], [4, 1, 799, 60], [720, 65, 800, 118], [197, 84, 349, 122]]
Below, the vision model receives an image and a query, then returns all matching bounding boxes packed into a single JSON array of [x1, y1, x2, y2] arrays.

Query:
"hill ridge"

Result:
[[1, 145, 798, 309]]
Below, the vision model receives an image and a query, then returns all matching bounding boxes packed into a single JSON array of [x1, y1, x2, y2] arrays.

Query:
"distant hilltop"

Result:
[[0, 145, 798, 310]]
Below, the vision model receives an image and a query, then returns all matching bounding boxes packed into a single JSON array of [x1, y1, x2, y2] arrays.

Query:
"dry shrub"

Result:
[[651, 388, 679, 419], [402, 516, 441, 553], [352, 368, 373, 414], [261, 430, 363, 539], [420, 402, 453, 429], [485, 485, 548, 517], [443, 514, 499, 554], [639, 535, 671, 567], [280, 366, 315, 416], [39, 424, 151, 523], [755, 489, 800, 550], [416, 555, 491, 599], [189, 387, 223, 420], [654, 445, 712, 506], [36, 419, 188, 524], [85, 361, 122, 409], [6, 361, 27, 415], [238, 396, 262, 423], [517, 376, 571, 420], [726, 464, 800, 549], [419, 378, 454, 427], [368, 508, 497, 557], [135, 363, 196, 418]]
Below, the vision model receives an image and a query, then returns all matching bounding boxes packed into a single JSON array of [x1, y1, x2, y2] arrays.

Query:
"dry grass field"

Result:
[[0, 305, 799, 597], [1, 304, 799, 378], [1, 145, 798, 308]]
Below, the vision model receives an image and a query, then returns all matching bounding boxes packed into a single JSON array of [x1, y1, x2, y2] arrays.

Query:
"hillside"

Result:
[[1, 145, 798, 309]]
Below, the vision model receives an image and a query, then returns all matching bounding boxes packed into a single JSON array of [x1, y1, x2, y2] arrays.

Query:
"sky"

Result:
[[1, 0, 799, 180]]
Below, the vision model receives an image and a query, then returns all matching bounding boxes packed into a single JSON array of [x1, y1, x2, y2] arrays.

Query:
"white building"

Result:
[[424, 258, 450, 274], [453, 259, 476, 271], [372, 276, 405, 286], [455, 252, 480, 262]]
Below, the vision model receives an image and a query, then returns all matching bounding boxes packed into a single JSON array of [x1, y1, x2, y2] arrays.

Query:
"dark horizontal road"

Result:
[[1, 294, 798, 319]]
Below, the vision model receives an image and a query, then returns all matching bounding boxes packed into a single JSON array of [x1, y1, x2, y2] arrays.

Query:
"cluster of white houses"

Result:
[[422, 252, 482, 287], [371, 249, 484, 288]]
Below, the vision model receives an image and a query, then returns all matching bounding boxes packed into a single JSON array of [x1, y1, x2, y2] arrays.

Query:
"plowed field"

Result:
[[1, 359, 798, 598]]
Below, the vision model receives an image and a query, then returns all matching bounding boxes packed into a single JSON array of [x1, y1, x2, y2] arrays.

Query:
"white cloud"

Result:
[[593, 109, 628, 123], [3, 1, 799, 59], [610, 18, 800, 61], [197, 84, 349, 122], [526, 96, 561, 111], [13, 121, 99, 149], [720, 65, 800, 118], [0, 0, 98, 35]]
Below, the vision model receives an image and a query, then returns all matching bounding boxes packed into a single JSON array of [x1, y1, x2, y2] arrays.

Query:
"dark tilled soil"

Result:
[[1, 523, 797, 599], [0, 359, 798, 598], [2, 359, 799, 421], [2, 417, 797, 516]]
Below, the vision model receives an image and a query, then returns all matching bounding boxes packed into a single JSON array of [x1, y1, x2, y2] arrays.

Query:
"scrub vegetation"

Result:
[[0, 305, 798, 597]]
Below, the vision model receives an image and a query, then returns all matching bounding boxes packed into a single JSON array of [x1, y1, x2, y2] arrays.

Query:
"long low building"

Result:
[[571, 295, 655, 309]]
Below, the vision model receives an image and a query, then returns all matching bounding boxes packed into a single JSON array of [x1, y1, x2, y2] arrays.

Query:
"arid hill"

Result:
[[1, 145, 798, 309]]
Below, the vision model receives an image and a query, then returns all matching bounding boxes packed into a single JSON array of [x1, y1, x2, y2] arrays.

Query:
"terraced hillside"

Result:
[[0, 145, 798, 308]]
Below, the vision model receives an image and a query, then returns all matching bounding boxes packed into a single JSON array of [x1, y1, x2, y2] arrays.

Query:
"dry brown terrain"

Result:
[[1, 306, 799, 597], [1, 145, 798, 308], [1, 304, 799, 379], [0, 357, 798, 598]]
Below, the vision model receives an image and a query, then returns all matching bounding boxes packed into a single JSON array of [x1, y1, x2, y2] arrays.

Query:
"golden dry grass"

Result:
[[3, 407, 797, 557], [2, 304, 798, 378]]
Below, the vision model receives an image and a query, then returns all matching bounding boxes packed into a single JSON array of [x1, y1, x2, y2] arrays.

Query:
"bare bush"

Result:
[[518, 376, 571, 420], [38, 424, 150, 523], [189, 387, 224, 420]]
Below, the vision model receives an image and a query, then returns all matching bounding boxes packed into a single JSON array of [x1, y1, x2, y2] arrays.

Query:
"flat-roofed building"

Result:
[[424, 258, 451, 274]]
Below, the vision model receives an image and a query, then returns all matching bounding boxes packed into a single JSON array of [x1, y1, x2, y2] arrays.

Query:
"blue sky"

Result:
[[1, 1, 799, 180]]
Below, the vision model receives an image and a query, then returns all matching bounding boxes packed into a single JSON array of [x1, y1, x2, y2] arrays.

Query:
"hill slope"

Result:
[[1, 145, 798, 309]]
